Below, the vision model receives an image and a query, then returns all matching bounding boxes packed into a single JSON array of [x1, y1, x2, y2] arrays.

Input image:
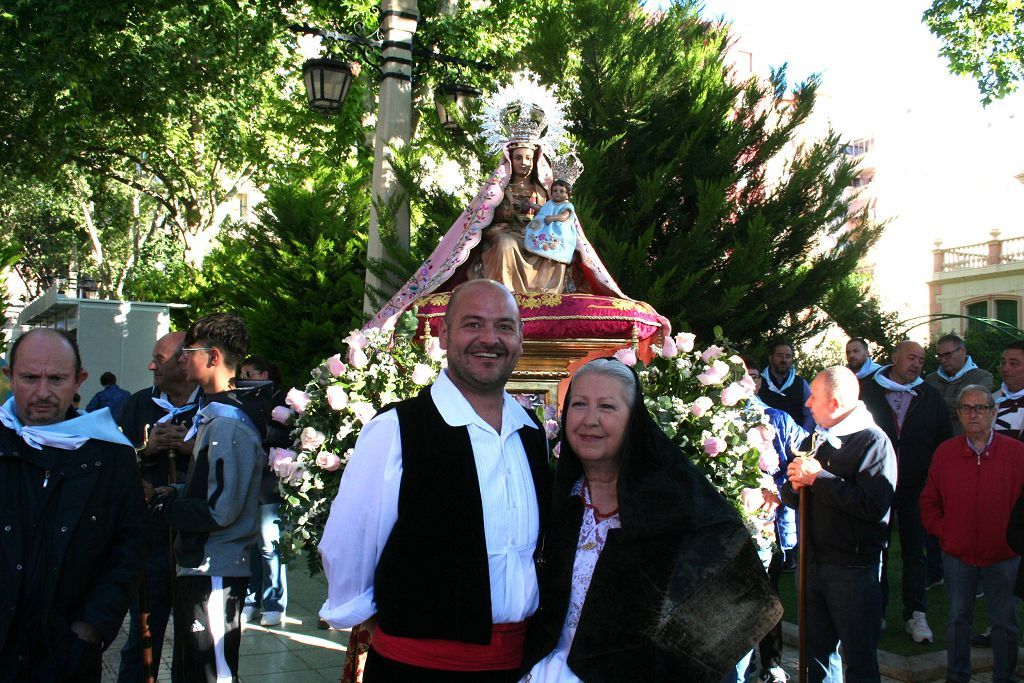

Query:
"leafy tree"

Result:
[[924, 0, 1024, 104], [187, 162, 370, 388], [819, 272, 904, 354], [515, 0, 883, 355]]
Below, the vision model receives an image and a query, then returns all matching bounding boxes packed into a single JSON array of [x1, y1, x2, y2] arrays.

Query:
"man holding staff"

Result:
[[781, 366, 896, 683]]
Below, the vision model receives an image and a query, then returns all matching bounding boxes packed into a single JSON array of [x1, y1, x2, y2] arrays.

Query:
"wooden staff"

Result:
[[794, 434, 819, 683]]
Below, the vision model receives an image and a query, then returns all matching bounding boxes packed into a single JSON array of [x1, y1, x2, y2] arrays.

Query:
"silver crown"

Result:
[[500, 101, 548, 147], [550, 152, 584, 186], [480, 72, 569, 156]]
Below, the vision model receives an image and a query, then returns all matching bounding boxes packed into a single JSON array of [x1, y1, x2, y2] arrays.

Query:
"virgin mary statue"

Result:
[[366, 74, 630, 331]]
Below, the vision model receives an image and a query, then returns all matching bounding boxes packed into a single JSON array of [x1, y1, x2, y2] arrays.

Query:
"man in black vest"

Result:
[[758, 340, 815, 434], [319, 279, 549, 682]]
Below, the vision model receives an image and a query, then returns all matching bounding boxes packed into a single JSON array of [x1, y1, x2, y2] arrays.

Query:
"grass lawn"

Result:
[[776, 535, 1021, 657]]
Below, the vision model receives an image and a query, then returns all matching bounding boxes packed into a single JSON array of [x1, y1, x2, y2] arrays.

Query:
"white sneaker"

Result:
[[241, 605, 258, 623], [905, 611, 933, 643], [260, 610, 283, 626]]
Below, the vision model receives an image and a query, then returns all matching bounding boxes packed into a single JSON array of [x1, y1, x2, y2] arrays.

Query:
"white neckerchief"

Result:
[[812, 402, 878, 451], [183, 398, 259, 442], [854, 357, 882, 379], [152, 386, 201, 424], [0, 397, 132, 450], [874, 366, 922, 394], [937, 355, 979, 383], [996, 383, 1024, 403], [763, 367, 795, 395]]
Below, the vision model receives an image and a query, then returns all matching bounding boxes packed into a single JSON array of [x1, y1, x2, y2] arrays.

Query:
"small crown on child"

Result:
[[551, 152, 584, 186]]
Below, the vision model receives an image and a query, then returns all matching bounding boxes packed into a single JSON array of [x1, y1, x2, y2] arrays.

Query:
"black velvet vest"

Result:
[[757, 373, 807, 426], [373, 387, 549, 644]]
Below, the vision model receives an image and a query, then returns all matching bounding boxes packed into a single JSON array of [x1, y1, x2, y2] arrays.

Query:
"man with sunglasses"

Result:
[[921, 385, 1024, 683], [925, 333, 993, 434]]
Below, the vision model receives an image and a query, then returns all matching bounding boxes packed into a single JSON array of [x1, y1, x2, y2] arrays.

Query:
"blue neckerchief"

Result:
[[937, 355, 979, 383], [152, 387, 201, 424], [854, 357, 882, 379], [874, 366, 923, 393], [184, 399, 258, 441], [763, 367, 795, 395], [0, 396, 132, 450]]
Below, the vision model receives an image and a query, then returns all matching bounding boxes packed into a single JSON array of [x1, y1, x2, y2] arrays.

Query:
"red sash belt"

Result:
[[371, 621, 528, 672]]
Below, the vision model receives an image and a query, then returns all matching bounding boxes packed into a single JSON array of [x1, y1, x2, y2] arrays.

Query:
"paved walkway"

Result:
[[101, 568, 1005, 682]]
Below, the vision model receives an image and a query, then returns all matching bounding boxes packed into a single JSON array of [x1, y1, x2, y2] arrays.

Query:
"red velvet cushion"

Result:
[[413, 292, 663, 341]]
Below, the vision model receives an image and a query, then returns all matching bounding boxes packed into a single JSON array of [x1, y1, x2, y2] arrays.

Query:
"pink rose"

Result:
[[720, 382, 747, 407], [660, 335, 678, 358], [690, 396, 714, 417], [271, 405, 294, 425], [316, 451, 343, 472], [326, 385, 349, 411], [739, 373, 756, 393], [613, 347, 638, 367], [700, 345, 724, 362], [740, 487, 763, 512], [350, 402, 376, 425], [703, 436, 727, 456], [299, 427, 327, 451], [697, 360, 730, 386], [425, 337, 445, 362], [268, 447, 297, 469], [758, 448, 781, 475], [544, 419, 559, 441], [411, 363, 435, 386], [275, 459, 303, 483], [674, 332, 696, 353], [343, 329, 369, 350], [285, 388, 311, 413], [347, 345, 369, 369], [326, 354, 346, 377]]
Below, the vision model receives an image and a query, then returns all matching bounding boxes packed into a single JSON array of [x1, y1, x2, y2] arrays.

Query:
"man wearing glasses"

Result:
[[920, 385, 1024, 683], [925, 334, 993, 434]]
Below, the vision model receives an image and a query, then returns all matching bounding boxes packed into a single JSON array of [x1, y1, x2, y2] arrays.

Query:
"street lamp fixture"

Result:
[[302, 58, 361, 113], [434, 83, 482, 132]]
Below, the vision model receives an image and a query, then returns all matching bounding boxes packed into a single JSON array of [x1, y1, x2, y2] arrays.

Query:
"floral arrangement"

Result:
[[627, 329, 781, 553], [269, 312, 445, 573], [274, 315, 779, 572]]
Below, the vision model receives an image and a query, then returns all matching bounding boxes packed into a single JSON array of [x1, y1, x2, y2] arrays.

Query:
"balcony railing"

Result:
[[934, 232, 1024, 273]]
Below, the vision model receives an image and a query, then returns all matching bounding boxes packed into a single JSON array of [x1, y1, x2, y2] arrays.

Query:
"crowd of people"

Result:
[[3, 287, 1024, 683]]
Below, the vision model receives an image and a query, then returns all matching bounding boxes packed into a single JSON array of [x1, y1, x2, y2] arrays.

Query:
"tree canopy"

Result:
[[924, 0, 1024, 104]]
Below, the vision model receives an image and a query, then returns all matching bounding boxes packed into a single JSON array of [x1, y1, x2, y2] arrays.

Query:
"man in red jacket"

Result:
[[921, 384, 1024, 683]]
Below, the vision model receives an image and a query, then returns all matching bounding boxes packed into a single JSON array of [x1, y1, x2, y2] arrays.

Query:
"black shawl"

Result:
[[522, 362, 782, 682]]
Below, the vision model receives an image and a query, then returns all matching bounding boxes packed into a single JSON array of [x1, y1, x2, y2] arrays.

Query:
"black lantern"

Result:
[[302, 58, 360, 113], [435, 84, 481, 131]]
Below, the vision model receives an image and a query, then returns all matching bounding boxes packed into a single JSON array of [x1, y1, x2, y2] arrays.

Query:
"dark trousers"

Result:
[[172, 575, 248, 683], [806, 561, 882, 683], [118, 542, 174, 682], [757, 548, 785, 672], [364, 647, 520, 682], [881, 486, 927, 620]]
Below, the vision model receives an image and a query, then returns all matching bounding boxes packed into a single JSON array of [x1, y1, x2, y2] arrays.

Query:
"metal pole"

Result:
[[363, 0, 418, 314]]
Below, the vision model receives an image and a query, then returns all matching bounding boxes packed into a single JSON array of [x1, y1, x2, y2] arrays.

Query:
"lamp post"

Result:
[[292, 12, 491, 313]]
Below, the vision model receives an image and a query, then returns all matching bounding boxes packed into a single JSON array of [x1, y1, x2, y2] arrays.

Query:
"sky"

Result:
[[696, 0, 1024, 243]]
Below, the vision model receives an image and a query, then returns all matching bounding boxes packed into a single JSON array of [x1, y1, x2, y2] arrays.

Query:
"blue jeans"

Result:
[[806, 561, 882, 683], [882, 487, 927, 620], [117, 541, 174, 683], [246, 503, 287, 613], [942, 552, 1020, 683]]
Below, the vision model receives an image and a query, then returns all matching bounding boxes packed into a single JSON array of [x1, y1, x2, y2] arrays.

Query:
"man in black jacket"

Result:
[[0, 328, 148, 681], [783, 366, 896, 683], [862, 340, 953, 644]]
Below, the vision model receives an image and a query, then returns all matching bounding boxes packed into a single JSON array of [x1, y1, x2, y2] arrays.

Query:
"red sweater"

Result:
[[921, 432, 1024, 566]]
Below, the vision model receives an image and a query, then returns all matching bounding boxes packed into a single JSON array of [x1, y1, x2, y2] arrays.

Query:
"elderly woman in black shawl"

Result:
[[521, 359, 781, 682]]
